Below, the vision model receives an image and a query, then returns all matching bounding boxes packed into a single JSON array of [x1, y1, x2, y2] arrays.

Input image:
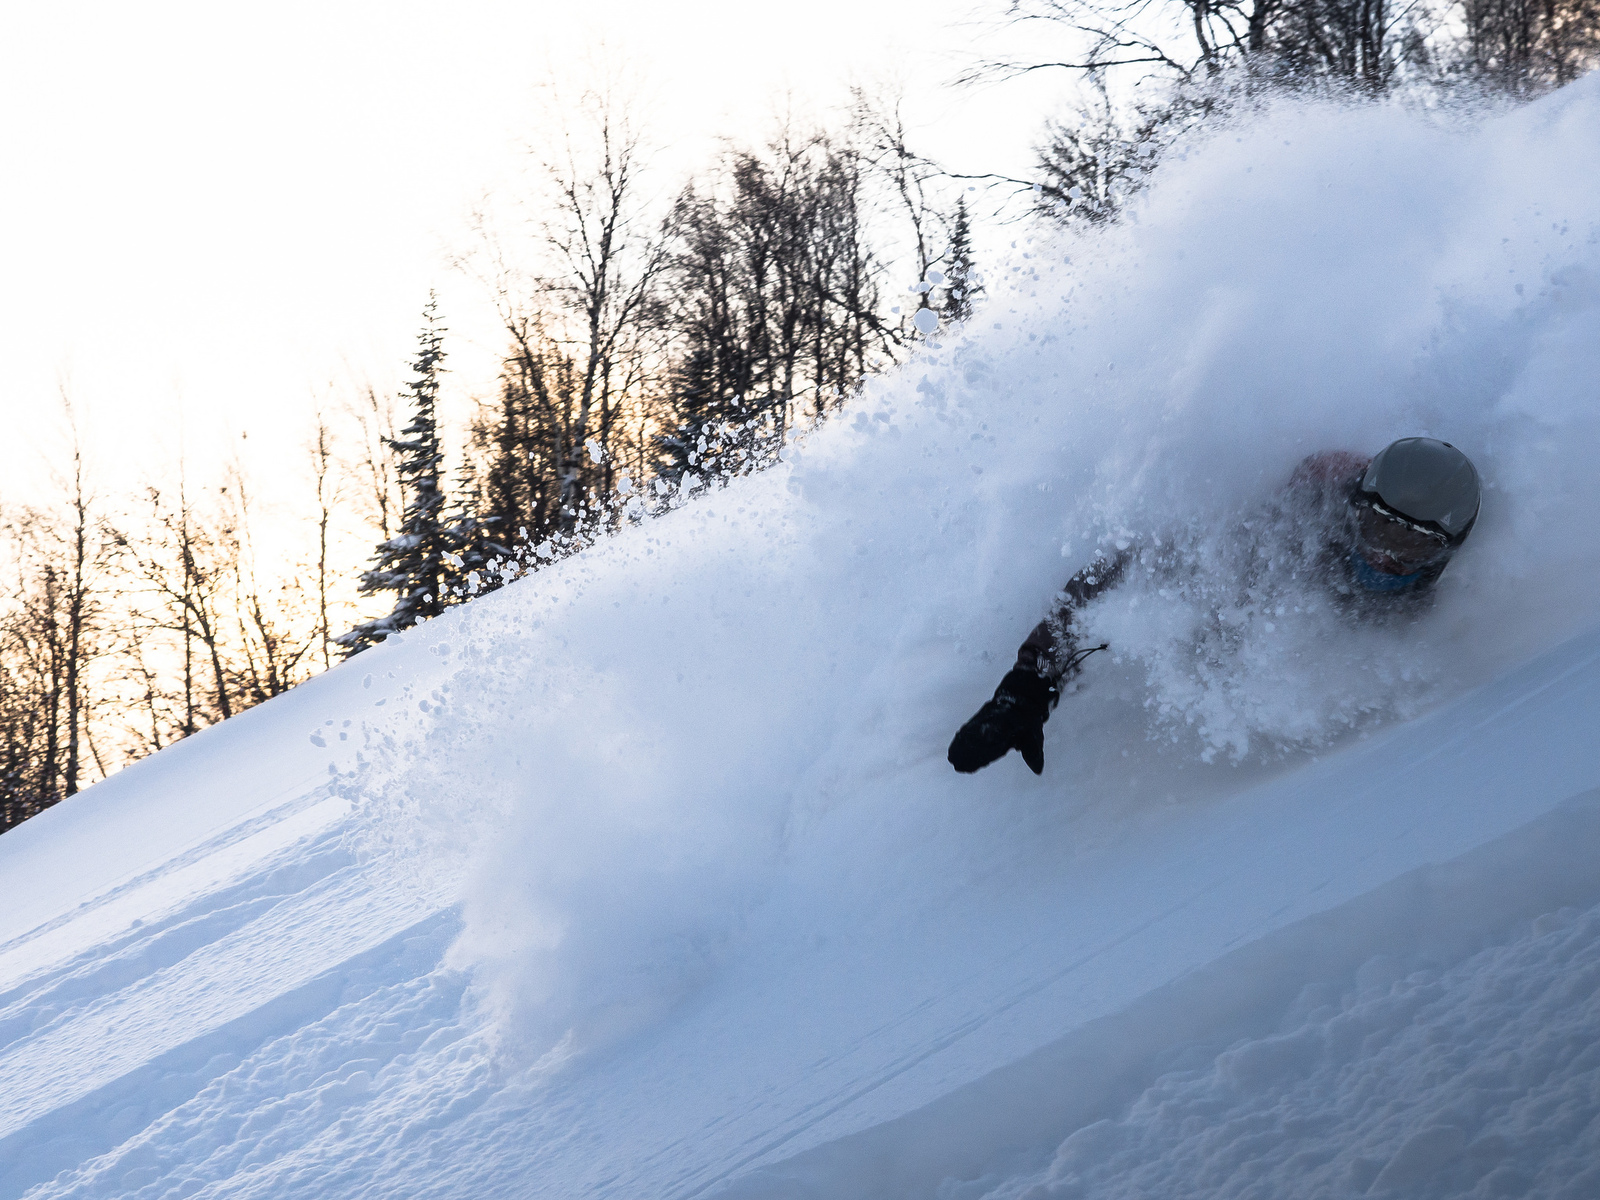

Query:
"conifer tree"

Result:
[[339, 297, 452, 653], [940, 197, 980, 324]]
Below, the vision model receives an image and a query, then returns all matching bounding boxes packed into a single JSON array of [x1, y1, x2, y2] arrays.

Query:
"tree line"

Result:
[[992, 0, 1600, 223], [0, 99, 978, 833], [6, 6, 1596, 833], [0, 402, 388, 832]]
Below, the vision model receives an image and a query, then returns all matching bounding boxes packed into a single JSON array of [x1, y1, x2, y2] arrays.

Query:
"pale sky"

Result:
[[1, 0, 1071, 515]]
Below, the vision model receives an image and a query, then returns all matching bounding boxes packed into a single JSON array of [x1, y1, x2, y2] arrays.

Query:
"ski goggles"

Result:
[[1352, 494, 1453, 571]]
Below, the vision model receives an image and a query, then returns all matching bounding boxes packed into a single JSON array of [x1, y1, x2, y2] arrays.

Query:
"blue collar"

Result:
[[1350, 547, 1424, 592]]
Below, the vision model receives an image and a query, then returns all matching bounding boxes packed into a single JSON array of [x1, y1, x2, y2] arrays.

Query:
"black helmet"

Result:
[[1351, 438, 1481, 573]]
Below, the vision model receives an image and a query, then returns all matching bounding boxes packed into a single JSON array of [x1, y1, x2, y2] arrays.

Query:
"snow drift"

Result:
[[2, 77, 1599, 1200]]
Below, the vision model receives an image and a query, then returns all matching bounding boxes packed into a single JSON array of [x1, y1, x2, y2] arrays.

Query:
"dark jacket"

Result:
[[1016, 450, 1451, 683]]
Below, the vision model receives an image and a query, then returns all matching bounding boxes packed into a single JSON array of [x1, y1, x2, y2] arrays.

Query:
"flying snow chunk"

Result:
[[586, 438, 603, 463], [914, 308, 940, 335]]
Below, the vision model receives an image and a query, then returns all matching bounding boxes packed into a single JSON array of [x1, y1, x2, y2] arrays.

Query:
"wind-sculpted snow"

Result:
[[1, 76, 1599, 1200]]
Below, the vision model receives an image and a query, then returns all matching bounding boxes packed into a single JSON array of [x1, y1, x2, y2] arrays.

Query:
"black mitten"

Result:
[[947, 668, 1058, 775]]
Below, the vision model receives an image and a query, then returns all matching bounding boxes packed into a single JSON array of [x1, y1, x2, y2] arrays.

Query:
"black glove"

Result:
[[947, 667, 1058, 775]]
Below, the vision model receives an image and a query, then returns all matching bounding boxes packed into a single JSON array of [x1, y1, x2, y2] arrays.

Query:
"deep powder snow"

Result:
[[422, 78, 1600, 1059], [961, 898, 1600, 1200], [0, 77, 1598, 1200]]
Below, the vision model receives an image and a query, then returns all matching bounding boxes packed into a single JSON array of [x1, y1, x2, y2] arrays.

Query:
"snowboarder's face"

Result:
[[1354, 504, 1451, 575]]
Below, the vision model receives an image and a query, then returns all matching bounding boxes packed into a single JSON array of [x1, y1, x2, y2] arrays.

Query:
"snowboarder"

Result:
[[947, 437, 1483, 775]]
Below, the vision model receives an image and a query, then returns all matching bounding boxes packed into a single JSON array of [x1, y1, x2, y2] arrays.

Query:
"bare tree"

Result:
[[456, 85, 677, 559], [849, 88, 1002, 337], [57, 410, 99, 798], [469, 331, 576, 558], [346, 384, 402, 544], [971, 0, 1599, 99], [852, 89, 947, 325], [309, 411, 340, 671], [0, 410, 108, 827], [962, 0, 1280, 87], [115, 475, 239, 733], [655, 123, 898, 489], [535, 89, 674, 531], [218, 457, 316, 702], [1, 517, 68, 824], [0, 593, 45, 829], [1457, 0, 1600, 90], [118, 618, 175, 759]]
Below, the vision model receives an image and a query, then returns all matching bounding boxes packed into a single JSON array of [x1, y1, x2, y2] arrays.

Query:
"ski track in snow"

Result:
[[7, 638, 1600, 1200], [2, 78, 1600, 1198]]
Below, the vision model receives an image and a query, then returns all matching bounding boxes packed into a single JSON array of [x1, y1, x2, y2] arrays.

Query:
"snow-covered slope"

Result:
[[3, 78, 1600, 1199]]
